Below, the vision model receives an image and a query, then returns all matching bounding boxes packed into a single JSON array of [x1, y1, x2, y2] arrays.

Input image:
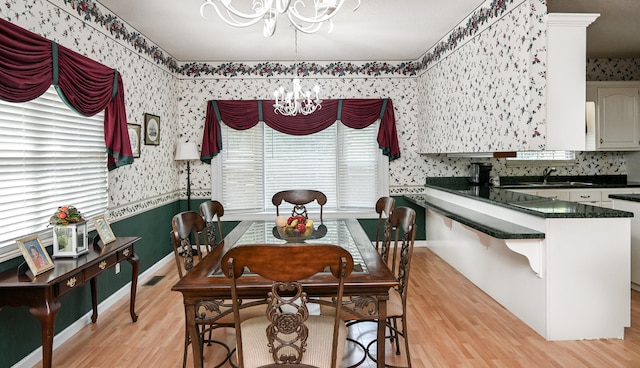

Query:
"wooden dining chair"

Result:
[[375, 196, 396, 257], [376, 206, 416, 367], [222, 243, 354, 368], [171, 211, 234, 368], [171, 211, 210, 279], [199, 200, 225, 248], [272, 189, 327, 221]]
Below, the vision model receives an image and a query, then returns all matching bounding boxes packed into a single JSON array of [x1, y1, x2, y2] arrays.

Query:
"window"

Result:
[[0, 86, 108, 256], [506, 151, 576, 167], [211, 121, 388, 216]]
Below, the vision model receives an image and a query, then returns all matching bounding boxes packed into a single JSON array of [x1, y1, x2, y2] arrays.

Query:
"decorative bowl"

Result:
[[276, 224, 314, 243]]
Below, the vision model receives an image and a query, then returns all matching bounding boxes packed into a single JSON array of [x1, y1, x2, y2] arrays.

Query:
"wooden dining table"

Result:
[[172, 218, 398, 368]]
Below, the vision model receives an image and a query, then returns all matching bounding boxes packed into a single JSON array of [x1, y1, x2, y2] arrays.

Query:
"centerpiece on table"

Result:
[[49, 205, 88, 258], [275, 215, 315, 242]]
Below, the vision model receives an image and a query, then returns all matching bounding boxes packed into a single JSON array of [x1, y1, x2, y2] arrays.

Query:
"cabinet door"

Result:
[[597, 87, 640, 150], [536, 189, 570, 201]]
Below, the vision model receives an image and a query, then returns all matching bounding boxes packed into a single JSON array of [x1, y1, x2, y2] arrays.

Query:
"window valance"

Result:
[[0, 18, 133, 170], [201, 98, 400, 163]]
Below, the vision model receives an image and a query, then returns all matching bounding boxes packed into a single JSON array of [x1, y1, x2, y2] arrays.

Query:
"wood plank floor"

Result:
[[36, 247, 640, 367]]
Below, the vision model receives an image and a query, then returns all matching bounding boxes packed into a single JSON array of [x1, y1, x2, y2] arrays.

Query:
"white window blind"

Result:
[[0, 86, 108, 252], [214, 120, 386, 215]]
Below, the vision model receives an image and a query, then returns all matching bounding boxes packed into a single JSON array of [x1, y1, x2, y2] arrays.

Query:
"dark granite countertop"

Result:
[[418, 177, 633, 219], [610, 194, 640, 203]]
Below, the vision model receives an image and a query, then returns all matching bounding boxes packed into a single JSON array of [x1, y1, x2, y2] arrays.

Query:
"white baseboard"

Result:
[[12, 253, 174, 368]]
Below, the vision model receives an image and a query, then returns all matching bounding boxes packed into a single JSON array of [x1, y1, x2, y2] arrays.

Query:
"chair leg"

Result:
[[402, 316, 412, 368], [392, 318, 401, 355], [183, 324, 189, 368]]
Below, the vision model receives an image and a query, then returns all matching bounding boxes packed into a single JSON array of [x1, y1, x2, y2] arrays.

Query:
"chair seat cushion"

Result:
[[387, 287, 404, 317], [239, 314, 347, 368]]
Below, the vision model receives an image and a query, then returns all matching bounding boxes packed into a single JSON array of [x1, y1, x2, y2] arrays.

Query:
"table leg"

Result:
[[377, 298, 387, 368], [127, 253, 140, 322], [90, 277, 98, 323], [185, 304, 203, 368], [29, 299, 61, 368]]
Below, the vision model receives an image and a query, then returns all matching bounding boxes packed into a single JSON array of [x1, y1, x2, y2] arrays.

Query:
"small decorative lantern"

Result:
[[49, 206, 89, 258]]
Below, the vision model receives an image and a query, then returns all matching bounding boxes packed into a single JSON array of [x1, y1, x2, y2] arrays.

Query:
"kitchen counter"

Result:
[[417, 181, 633, 219], [407, 179, 631, 341], [609, 194, 640, 292], [610, 193, 640, 202]]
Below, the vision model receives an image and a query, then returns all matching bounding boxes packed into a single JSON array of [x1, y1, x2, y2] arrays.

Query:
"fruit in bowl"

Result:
[[276, 215, 314, 242]]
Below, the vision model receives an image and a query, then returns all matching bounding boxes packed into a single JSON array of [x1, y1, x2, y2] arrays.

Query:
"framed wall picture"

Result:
[[91, 215, 116, 245], [144, 113, 160, 145], [128, 123, 141, 158], [17, 235, 55, 276]]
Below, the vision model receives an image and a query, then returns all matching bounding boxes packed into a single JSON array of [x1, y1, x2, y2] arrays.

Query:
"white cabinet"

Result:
[[510, 187, 638, 208], [586, 82, 640, 151], [539, 190, 570, 201], [569, 189, 601, 205]]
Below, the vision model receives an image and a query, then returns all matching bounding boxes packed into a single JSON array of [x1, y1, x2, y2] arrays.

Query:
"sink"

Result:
[[503, 181, 594, 188]]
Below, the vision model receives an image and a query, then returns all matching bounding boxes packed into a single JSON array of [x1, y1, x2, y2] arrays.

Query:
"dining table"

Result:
[[172, 218, 398, 368]]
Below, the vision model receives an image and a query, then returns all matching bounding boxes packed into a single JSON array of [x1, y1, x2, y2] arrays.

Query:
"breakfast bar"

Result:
[[406, 181, 633, 341]]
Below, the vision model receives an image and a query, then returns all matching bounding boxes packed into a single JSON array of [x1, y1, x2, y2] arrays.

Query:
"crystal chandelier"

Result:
[[273, 31, 321, 116], [200, 0, 361, 37]]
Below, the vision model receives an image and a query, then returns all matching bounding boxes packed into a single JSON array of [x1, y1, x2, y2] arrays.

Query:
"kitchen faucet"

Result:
[[543, 167, 557, 184]]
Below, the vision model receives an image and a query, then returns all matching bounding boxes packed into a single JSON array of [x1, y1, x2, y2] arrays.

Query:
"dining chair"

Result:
[[171, 211, 234, 368], [374, 206, 416, 367], [171, 211, 210, 279], [375, 196, 396, 257], [221, 243, 354, 368], [272, 189, 327, 221], [199, 200, 225, 248]]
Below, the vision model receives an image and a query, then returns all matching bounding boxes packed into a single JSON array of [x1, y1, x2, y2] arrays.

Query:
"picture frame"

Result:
[[91, 215, 116, 245], [127, 123, 141, 158], [144, 113, 160, 145], [17, 235, 55, 276]]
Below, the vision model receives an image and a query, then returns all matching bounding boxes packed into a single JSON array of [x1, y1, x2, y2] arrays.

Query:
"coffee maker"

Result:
[[470, 162, 492, 186]]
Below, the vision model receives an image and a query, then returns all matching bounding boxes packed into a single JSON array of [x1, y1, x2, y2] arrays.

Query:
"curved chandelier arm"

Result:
[[287, 0, 361, 25], [200, 0, 271, 28]]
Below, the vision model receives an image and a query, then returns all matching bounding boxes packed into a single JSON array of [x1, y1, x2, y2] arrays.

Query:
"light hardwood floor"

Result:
[[36, 247, 640, 367]]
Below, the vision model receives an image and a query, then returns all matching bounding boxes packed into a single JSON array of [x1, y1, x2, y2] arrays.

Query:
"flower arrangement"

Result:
[[49, 206, 84, 226]]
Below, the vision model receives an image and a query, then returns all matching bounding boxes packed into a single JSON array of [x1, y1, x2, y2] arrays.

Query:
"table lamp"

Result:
[[175, 142, 200, 210]]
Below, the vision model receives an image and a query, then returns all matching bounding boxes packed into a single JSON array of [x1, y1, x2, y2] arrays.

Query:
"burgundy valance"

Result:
[[0, 18, 133, 170], [201, 98, 400, 163]]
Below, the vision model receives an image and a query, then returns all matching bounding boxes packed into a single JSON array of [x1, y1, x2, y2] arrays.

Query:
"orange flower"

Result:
[[59, 206, 68, 212], [57, 212, 67, 219]]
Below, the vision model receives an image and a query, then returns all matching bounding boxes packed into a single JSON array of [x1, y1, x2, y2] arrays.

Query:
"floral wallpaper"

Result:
[[420, 0, 542, 154], [1, 0, 632, 216], [587, 59, 640, 81]]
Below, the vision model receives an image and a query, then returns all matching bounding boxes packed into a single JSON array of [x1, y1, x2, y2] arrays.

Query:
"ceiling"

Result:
[[547, 0, 640, 58], [96, 0, 640, 63], [97, 0, 486, 62]]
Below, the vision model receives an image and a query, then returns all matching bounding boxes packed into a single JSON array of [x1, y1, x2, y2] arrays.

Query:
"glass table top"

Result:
[[209, 219, 368, 276]]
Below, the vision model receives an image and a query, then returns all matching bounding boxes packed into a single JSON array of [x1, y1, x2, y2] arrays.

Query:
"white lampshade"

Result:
[[175, 142, 200, 161]]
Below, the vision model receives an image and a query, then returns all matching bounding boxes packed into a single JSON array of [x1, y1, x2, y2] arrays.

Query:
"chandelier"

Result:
[[273, 31, 321, 116], [200, 0, 362, 37]]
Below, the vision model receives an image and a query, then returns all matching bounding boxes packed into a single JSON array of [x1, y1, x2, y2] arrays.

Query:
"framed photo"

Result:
[[144, 113, 160, 145], [17, 235, 55, 276], [91, 215, 116, 245], [128, 123, 141, 158]]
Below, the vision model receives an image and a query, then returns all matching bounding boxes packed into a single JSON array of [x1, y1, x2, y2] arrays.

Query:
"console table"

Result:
[[0, 236, 140, 368]]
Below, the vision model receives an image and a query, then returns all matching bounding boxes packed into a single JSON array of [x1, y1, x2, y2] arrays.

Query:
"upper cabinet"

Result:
[[586, 82, 640, 151], [546, 13, 599, 151]]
